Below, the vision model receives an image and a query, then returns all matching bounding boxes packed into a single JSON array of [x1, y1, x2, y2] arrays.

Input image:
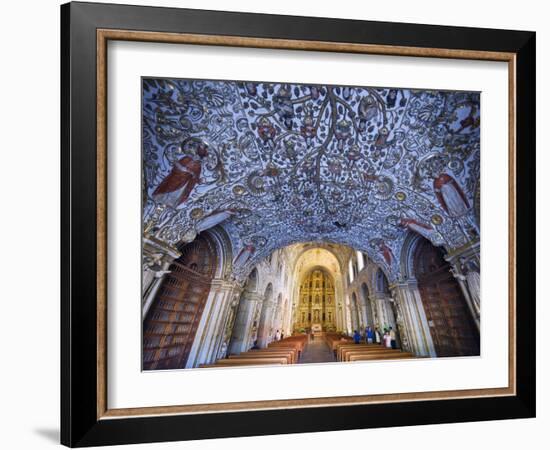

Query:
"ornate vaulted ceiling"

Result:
[[142, 78, 480, 279]]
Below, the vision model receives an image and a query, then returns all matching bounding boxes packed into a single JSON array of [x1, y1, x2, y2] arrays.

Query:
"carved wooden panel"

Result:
[[143, 236, 216, 370], [415, 239, 479, 357]]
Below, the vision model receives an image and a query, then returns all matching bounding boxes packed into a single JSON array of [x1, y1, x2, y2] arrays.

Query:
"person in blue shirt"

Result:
[[353, 330, 361, 344], [366, 326, 374, 344]]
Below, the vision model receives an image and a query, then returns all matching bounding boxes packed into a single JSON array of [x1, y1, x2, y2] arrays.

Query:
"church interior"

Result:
[[141, 78, 481, 370]]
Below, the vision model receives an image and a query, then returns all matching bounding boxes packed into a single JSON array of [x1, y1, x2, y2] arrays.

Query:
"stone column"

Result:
[[282, 299, 293, 337], [229, 292, 262, 354], [268, 304, 280, 344], [257, 298, 275, 348], [336, 303, 344, 333], [186, 278, 242, 368], [216, 296, 241, 360], [272, 301, 283, 338], [445, 240, 481, 331], [141, 235, 180, 317], [357, 300, 369, 331], [247, 301, 263, 349], [344, 300, 353, 335], [370, 295, 393, 329], [390, 280, 436, 357]]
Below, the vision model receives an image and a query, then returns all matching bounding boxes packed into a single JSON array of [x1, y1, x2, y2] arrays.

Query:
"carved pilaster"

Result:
[[257, 297, 277, 348], [141, 235, 180, 317], [389, 279, 436, 357], [445, 240, 481, 330], [186, 278, 242, 367], [229, 291, 262, 354]]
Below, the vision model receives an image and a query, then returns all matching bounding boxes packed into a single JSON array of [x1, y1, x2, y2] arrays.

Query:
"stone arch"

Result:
[[295, 266, 337, 332], [375, 268, 390, 294], [245, 267, 259, 293], [400, 230, 450, 280], [290, 247, 345, 332], [364, 262, 387, 296], [400, 231, 423, 280], [204, 226, 233, 279]]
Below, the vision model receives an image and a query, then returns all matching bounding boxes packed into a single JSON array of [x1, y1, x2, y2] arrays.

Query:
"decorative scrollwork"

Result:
[[142, 78, 480, 279]]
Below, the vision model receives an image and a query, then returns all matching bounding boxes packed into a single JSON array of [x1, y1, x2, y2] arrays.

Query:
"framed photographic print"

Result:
[[61, 1, 536, 447]]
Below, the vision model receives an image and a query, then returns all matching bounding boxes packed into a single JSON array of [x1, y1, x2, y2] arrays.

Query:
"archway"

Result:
[[289, 245, 348, 333], [143, 233, 217, 370], [376, 268, 389, 293], [414, 237, 479, 357]]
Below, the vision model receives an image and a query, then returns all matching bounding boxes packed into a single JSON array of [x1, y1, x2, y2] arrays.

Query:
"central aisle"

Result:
[[298, 338, 336, 364]]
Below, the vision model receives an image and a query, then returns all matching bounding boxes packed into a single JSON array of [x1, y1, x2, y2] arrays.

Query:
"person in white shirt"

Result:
[[384, 330, 392, 348]]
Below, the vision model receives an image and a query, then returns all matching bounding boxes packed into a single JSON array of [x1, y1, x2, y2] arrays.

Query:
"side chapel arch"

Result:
[[143, 232, 219, 370], [405, 234, 480, 357]]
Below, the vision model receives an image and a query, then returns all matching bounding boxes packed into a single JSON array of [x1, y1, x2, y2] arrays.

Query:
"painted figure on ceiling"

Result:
[[233, 244, 256, 267], [195, 209, 237, 233], [399, 217, 435, 241], [152, 138, 208, 208], [358, 95, 378, 132], [433, 173, 470, 217], [386, 89, 398, 108], [273, 85, 294, 130], [257, 117, 277, 144], [300, 113, 317, 146], [374, 126, 390, 148], [335, 120, 352, 150], [377, 241, 394, 266]]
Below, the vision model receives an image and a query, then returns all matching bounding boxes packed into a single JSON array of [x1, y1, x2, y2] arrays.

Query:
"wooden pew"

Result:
[[335, 344, 391, 361], [199, 356, 289, 368], [325, 332, 354, 350], [335, 343, 413, 362], [201, 335, 310, 368], [247, 348, 298, 363], [348, 352, 414, 362], [229, 351, 295, 364], [268, 336, 306, 355]]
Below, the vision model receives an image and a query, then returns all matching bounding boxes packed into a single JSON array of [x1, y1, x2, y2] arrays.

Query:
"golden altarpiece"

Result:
[[295, 269, 336, 332]]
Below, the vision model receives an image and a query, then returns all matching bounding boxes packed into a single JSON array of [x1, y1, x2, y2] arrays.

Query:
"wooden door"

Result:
[[415, 240, 479, 357], [143, 236, 216, 370]]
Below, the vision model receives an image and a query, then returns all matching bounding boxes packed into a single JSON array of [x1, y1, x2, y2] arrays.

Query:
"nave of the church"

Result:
[[142, 234, 480, 370], [140, 79, 481, 371]]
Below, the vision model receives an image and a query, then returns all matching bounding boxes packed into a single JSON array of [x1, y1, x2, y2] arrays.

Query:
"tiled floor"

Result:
[[298, 338, 336, 364]]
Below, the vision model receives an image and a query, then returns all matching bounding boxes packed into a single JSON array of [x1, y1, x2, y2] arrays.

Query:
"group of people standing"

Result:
[[353, 326, 397, 349]]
